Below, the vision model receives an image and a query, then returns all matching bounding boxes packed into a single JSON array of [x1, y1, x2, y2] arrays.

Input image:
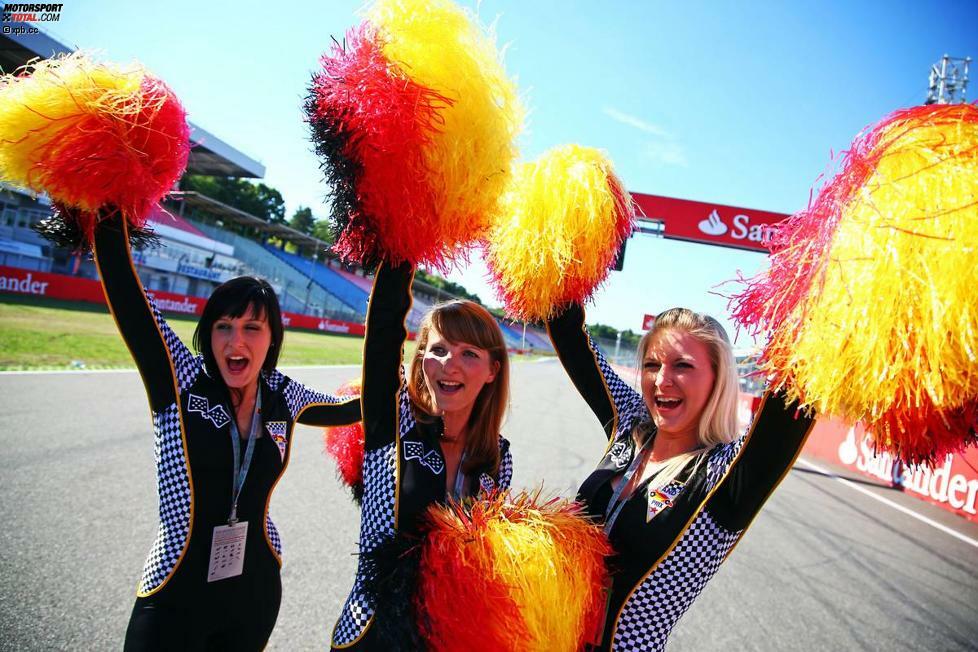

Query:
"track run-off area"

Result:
[[1, 361, 975, 651]]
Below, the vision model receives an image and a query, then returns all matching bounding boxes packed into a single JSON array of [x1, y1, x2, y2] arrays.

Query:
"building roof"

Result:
[[1, 31, 264, 178], [167, 191, 324, 249]]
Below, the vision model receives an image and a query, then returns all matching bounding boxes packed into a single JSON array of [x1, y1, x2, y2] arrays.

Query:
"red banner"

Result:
[[0, 265, 366, 336], [803, 419, 978, 524], [631, 192, 789, 252]]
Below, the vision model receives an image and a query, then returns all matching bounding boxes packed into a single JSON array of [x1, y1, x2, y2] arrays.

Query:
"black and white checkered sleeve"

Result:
[[496, 437, 513, 489], [93, 215, 181, 412], [548, 302, 646, 440], [144, 293, 200, 392], [706, 390, 815, 532], [270, 372, 361, 426]]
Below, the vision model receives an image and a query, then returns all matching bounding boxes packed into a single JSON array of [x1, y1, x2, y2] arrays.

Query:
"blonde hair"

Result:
[[633, 307, 741, 489], [408, 300, 509, 476]]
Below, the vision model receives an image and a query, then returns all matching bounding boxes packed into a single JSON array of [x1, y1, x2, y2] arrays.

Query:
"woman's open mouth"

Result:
[[227, 355, 250, 373], [654, 396, 682, 412], [437, 380, 463, 395]]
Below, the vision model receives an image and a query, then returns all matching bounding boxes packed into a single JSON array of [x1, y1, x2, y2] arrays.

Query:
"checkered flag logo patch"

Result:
[[403, 440, 445, 474], [265, 421, 288, 461], [609, 440, 631, 468], [187, 393, 231, 429]]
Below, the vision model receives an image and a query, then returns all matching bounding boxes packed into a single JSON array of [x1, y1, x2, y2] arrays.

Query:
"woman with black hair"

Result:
[[86, 215, 360, 651]]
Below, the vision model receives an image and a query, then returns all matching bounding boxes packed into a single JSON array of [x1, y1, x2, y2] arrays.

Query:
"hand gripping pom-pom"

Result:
[[322, 379, 365, 502], [486, 145, 634, 322], [417, 491, 611, 652], [732, 104, 978, 464], [0, 53, 190, 250], [305, 0, 523, 270]]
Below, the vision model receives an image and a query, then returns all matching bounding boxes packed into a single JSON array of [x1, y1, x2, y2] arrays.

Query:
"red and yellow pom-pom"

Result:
[[0, 53, 189, 246], [306, 0, 523, 270], [486, 145, 634, 321], [417, 491, 611, 651], [732, 103, 978, 464], [322, 379, 364, 489]]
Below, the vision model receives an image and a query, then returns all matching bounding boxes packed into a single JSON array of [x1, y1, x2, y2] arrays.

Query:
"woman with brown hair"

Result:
[[330, 261, 512, 650]]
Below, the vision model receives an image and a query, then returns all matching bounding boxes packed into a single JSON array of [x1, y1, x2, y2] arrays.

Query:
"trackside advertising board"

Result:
[[803, 419, 978, 524], [0, 265, 365, 336], [631, 192, 789, 253]]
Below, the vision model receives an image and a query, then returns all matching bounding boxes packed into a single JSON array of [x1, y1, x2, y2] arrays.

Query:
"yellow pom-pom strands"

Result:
[[418, 491, 611, 651], [0, 52, 190, 250], [486, 145, 634, 322], [307, 0, 523, 269], [733, 104, 978, 464]]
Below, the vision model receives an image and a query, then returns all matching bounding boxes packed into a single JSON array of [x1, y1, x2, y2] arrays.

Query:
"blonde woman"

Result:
[[548, 304, 815, 651]]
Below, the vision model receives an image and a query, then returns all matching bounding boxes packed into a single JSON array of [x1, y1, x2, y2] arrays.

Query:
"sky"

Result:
[[23, 0, 978, 343]]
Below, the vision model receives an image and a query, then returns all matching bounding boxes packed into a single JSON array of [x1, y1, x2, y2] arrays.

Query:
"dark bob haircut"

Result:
[[192, 276, 284, 378]]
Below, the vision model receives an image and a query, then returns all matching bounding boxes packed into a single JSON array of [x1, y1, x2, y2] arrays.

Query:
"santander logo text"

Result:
[[697, 210, 727, 236], [697, 209, 775, 244], [839, 427, 978, 515]]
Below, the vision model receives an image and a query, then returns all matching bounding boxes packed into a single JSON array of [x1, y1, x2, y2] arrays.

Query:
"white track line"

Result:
[[797, 457, 978, 549], [0, 364, 362, 376]]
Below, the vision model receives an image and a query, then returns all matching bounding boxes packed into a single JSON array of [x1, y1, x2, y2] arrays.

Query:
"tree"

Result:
[[254, 183, 286, 224], [587, 323, 642, 349], [180, 175, 285, 223], [311, 218, 336, 245], [289, 206, 316, 235]]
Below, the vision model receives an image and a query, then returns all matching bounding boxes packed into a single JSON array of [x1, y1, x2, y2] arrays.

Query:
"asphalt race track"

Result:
[[1, 361, 976, 651]]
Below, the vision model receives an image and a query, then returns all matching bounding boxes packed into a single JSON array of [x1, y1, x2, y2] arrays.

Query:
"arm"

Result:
[[361, 261, 415, 451], [92, 213, 197, 412], [706, 389, 817, 533], [294, 388, 362, 426], [546, 302, 645, 440]]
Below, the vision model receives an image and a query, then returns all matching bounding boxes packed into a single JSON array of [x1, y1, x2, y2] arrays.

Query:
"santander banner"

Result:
[[803, 419, 978, 524], [630, 192, 789, 253], [0, 265, 366, 336]]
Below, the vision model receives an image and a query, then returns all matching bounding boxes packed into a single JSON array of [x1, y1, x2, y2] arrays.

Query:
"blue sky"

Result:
[[31, 0, 978, 341]]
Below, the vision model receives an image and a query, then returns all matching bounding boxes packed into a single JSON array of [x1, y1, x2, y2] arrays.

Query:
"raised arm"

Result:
[[290, 383, 361, 426], [706, 389, 817, 533], [361, 261, 415, 450], [547, 302, 646, 440], [92, 213, 197, 412]]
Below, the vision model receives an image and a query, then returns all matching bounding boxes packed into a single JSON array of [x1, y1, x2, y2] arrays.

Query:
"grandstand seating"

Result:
[[186, 219, 362, 322], [264, 245, 369, 315]]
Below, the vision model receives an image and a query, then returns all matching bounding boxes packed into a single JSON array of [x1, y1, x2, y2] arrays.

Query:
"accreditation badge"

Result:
[[647, 482, 684, 522], [207, 521, 248, 582]]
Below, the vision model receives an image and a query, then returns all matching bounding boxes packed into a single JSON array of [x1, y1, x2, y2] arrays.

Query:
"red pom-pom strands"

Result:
[[486, 145, 634, 322], [0, 53, 190, 251], [322, 379, 366, 501], [732, 104, 978, 464], [417, 492, 611, 652], [306, 24, 451, 269], [305, 0, 523, 271]]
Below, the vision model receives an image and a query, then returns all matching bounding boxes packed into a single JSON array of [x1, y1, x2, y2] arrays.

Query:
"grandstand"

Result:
[[0, 29, 553, 352]]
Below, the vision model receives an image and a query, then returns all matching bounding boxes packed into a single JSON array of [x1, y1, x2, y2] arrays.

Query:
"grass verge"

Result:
[[0, 295, 368, 370]]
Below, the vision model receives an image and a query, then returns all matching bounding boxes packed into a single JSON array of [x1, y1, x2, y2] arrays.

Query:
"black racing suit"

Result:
[[548, 303, 814, 651], [91, 216, 361, 651], [330, 262, 513, 650]]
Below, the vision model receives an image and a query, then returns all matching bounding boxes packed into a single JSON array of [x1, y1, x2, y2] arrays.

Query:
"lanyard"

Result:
[[451, 451, 468, 500], [227, 390, 261, 525], [603, 436, 653, 536]]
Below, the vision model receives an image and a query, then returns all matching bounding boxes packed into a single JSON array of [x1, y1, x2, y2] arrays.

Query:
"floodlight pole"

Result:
[[926, 54, 971, 104]]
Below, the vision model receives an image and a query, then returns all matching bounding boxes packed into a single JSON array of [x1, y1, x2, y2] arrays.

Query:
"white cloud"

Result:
[[603, 106, 687, 167], [602, 107, 672, 138], [645, 141, 688, 167]]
